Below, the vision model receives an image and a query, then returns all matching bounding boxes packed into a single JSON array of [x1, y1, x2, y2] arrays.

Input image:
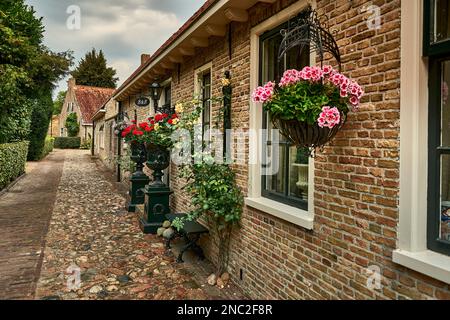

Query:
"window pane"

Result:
[[289, 147, 309, 201], [432, 0, 450, 43], [260, 15, 310, 208], [265, 145, 286, 194], [441, 155, 450, 242], [262, 33, 283, 82], [442, 61, 450, 146]]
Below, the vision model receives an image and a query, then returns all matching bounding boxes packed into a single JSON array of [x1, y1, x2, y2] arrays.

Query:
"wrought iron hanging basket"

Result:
[[268, 8, 348, 150], [271, 114, 346, 149]]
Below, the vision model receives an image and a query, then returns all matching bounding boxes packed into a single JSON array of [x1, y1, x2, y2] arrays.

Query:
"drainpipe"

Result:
[[117, 101, 122, 183], [91, 120, 96, 157]]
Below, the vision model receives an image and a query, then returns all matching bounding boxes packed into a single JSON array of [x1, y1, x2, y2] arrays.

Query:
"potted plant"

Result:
[[122, 112, 180, 184], [252, 65, 364, 149]]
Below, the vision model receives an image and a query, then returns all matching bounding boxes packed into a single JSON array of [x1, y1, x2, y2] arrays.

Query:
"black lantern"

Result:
[[149, 82, 163, 113]]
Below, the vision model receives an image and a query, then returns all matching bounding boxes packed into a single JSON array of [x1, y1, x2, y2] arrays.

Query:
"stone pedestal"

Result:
[[139, 143, 172, 234], [127, 141, 149, 212]]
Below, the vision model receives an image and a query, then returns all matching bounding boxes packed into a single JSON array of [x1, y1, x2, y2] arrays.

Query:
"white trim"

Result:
[[246, 0, 315, 230], [395, 0, 450, 283], [246, 197, 314, 230], [393, 250, 450, 285]]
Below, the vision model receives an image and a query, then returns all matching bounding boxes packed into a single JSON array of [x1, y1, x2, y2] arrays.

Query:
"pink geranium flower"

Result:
[[317, 106, 341, 129]]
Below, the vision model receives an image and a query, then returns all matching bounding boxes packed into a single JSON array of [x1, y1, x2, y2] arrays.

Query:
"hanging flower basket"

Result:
[[271, 114, 346, 149], [252, 65, 363, 149]]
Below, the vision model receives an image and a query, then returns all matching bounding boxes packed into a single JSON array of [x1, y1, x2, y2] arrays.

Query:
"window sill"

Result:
[[245, 197, 314, 230], [393, 249, 450, 284]]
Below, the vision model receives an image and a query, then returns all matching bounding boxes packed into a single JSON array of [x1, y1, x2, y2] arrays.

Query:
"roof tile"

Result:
[[74, 85, 115, 124]]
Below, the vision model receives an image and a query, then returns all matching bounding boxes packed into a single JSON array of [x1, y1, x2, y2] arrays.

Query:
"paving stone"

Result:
[[34, 150, 246, 300]]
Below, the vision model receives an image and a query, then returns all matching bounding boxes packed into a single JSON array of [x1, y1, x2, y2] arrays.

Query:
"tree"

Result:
[[71, 49, 118, 88], [65, 113, 80, 137], [53, 90, 66, 115], [0, 0, 73, 161], [0, 1, 43, 143]]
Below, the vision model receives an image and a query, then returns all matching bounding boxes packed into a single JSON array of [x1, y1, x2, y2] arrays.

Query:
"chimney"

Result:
[[141, 54, 151, 65], [68, 77, 76, 89]]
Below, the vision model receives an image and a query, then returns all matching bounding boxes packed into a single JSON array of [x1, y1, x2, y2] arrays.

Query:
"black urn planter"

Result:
[[127, 141, 149, 212], [145, 143, 171, 186], [139, 143, 173, 234], [271, 114, 346, 149]]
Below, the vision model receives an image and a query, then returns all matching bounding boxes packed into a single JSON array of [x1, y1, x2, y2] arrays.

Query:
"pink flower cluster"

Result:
[[252, 65, 364, 110], [318, 106, 341, 129], [252, 81, 275, 103], [279, 66, 327, 86]]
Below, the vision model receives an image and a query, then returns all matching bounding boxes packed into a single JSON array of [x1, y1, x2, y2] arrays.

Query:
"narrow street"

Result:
[[0, 149, 244, 300]]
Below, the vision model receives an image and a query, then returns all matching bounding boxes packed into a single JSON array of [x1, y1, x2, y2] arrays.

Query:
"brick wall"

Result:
[[117, 0, 450, 300]]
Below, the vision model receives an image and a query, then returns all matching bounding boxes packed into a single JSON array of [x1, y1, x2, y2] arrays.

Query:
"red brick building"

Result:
[[97, 0, 450, 299]]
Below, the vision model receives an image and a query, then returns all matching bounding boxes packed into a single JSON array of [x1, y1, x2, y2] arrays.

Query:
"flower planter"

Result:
[[271, 115, 345, 149], [145, 143, 170, 186], [140, 142, 173, 234], [253, 65, 363, 151], [127, 141, 149, 212]]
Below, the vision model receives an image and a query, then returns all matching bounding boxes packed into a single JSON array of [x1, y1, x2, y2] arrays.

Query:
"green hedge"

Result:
[[54, 137, 81, 149], [40, 136, 54, 159], [0, 141, 29, 190]]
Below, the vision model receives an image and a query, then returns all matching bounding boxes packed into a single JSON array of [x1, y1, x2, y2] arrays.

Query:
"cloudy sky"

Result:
[[25, 0, 205, 96]]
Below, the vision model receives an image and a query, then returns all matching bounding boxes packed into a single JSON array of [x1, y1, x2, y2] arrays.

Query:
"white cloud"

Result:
[[25, 0, 205, 96]]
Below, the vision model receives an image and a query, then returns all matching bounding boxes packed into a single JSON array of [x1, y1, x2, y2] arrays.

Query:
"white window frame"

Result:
[[246, 0, 315, 230], [394, 0, 450, 284], [159, 77, 172, 108]]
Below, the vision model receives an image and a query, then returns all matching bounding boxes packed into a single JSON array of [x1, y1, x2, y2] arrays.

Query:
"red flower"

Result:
[[171, 113, 178, 119], [139, 122, 149, 129], [132, 130, 144, 136], [144, 126, 153, 132], [121, 130, 129, 138], [162, 113, 169, 119], [168, 119, 173, 125], [154, 114, 164, 122]]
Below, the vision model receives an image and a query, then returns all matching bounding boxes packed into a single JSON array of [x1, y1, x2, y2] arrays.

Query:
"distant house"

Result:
[[47, 115, 59, 137], [59, 78, 115, 142]]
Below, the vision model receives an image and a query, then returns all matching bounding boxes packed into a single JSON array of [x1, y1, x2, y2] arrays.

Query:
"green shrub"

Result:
[[0, 141, 29, 190], [40, 136, 54, 159], [54, 137, 81, 149], [27, 93, 53, 161], [80, 138, 91, 150], [65, 113, 80, 137]]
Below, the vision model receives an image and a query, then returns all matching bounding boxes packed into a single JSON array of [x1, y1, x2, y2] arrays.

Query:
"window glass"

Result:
[[202, 73, 211, 140], [442, 61, 450, 146], [431, 0, 450, 43], [440, 61, 450, 242], [441, 155, 450, 241], [260, 16, 310, 210], [164, 85, 171, 107]]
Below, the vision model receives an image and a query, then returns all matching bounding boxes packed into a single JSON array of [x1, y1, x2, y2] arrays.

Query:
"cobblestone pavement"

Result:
[[35, 150, 245, 300], [0, 150, 65, 299]]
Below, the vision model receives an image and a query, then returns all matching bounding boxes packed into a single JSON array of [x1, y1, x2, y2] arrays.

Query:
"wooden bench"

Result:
[[165, 213, 209, 263]]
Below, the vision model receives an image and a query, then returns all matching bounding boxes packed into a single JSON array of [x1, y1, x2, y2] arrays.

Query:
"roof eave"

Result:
[[113, 0, 265, 101]]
